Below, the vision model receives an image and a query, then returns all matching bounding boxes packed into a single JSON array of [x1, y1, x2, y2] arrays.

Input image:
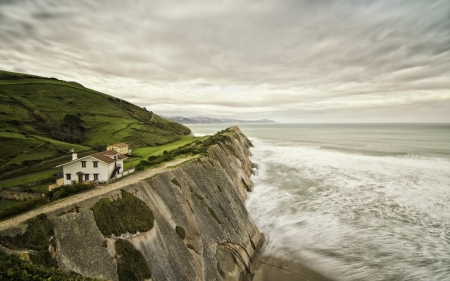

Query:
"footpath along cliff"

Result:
[[0, 126, 264, 281]]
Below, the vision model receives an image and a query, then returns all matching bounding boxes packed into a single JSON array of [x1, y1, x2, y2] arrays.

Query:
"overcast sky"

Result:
[[1, 0, 449, 123]]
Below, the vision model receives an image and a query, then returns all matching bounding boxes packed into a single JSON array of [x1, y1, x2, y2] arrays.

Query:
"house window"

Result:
[[84, 174, 90, 181], [81, 161, 86, 168], [66, 173, 71, 180], [94, 174, 99, 180], [93, 161, 98, 168]]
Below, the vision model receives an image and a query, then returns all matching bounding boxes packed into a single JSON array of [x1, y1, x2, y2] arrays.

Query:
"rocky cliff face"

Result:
[[0, 126, 263, 281]]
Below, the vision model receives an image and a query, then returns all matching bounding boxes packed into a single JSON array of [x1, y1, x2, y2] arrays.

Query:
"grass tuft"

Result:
[[170, 177, 181, 187]]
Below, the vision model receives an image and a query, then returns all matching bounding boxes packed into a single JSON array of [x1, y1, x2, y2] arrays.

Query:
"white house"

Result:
[[56, 150, 127, 185]]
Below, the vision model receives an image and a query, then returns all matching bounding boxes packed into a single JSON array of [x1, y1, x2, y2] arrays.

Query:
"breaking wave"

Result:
[[247, 138, 450, 281]]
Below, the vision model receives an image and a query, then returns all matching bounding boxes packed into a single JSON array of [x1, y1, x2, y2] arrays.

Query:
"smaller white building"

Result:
[[56, 150, 127, 185]]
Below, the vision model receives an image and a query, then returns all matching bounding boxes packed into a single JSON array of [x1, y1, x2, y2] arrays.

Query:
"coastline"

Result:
[[251, 255, 331, 281]]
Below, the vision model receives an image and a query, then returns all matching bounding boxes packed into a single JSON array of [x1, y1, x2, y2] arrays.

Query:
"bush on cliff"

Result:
[[175, 226, 186, 239], [0, 250, 104, 281], [91, 190, 155, 237], [0, 214, 56, 267], [115, 239, 152, 281]]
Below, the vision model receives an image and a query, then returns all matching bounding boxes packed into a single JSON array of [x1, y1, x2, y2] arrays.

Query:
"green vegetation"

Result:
[[124, 136, 200, 170], [0, 251, 105, 281], [91, 190, 155, 237], [0, 128, 238, 221], [170, 178, 181, 187], [137, 128, 233, 170], [132, 136, 198, 158], [0, 149, 94, 181], [0, 170, 58, 189], [0, 199, 19, 211], [0, 130, 92, 180], [46, 183, 93, 202], [115, 239, 151, 281], [175, 226, 186, 240], [0, 197, 48, 220], [0, 214, 56, 267], [29, 183, 52, 194], [0, 69, 191, 179], [0, 213, 102, 281], [0, 182, 93, 220]]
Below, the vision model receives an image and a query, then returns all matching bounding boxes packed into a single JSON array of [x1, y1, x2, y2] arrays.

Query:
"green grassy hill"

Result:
[[0, 70, 191, 179]]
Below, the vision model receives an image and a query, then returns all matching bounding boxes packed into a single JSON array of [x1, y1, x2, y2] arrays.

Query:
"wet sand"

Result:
[[251, 256, 331, 281]]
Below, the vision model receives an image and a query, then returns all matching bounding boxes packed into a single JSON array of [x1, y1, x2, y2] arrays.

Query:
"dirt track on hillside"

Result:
[[0, 156, 197, 231]]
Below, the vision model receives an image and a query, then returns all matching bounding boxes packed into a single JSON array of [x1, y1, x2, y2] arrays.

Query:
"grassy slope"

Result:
[[124, 135, 200, 169], [0, 70, 191, 179]]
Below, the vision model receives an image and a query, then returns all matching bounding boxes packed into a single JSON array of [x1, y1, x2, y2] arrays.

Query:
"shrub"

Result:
[[175, 226, 186, 240], [91, 190, 155, 237], [170, 178, 181, 187], [46, 183, 92, 201], [0, 250, 103, 281], [0, 197, 48, 220], [115, 239, 151, 281], [0, 214, 56, 267], [148, 155, 157, 161]]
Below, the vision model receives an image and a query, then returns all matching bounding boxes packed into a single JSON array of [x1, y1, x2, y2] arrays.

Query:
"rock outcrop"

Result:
[[0, 126, 263, 281]]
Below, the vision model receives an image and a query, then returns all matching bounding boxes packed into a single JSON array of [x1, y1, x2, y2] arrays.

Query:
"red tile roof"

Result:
[[90, 151, 127, 163], [55, 150, 127, 167], [110, 143, 128, 147]]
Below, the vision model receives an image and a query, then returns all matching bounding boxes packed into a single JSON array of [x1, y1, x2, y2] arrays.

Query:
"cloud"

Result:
[[0, 0, 449, 122]]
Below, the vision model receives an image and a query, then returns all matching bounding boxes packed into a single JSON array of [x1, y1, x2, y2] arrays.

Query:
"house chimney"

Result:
[[70, 149, 77, 160]]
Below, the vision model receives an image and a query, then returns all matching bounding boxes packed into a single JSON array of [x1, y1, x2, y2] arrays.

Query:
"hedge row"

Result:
[[0, 197, 47, 220], [0, 183, 93, 220], [46, 183, 92, 202]]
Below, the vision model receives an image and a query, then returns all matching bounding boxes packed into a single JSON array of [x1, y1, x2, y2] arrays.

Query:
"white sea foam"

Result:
[[246, 138, 450, 281]]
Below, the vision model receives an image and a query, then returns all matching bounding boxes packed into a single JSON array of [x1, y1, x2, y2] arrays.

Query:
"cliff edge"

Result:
[[0, 126, 263, 281]]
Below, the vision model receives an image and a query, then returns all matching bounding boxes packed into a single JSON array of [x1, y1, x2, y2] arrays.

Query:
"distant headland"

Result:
[[163, 116, 277, 124]]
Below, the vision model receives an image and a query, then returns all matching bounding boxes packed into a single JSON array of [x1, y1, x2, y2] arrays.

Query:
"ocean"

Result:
[[188, 123, 450, 281]]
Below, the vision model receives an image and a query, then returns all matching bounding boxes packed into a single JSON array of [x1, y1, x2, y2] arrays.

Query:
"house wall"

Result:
[[107, 145, 128, 154], [49, 178, 65, 191], [62, 157, 126, 185], [62, 157, 110, 185]]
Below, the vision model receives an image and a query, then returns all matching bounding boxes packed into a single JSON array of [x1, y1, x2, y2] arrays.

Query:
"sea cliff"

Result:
[[0, 126, 264, 281]]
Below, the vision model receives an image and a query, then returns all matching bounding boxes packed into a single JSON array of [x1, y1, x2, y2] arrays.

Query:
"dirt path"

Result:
[[0, 156, 197, 231]]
